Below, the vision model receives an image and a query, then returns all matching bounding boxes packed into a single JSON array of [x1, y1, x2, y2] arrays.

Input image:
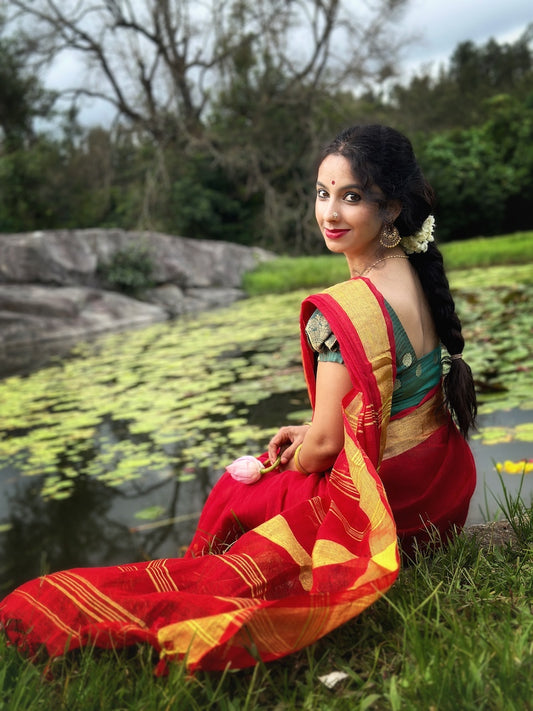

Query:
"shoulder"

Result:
[[303, 277, 378, 315]]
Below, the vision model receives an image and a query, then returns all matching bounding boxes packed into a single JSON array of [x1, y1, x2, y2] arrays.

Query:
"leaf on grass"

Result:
[[317, 671, 350, 689]]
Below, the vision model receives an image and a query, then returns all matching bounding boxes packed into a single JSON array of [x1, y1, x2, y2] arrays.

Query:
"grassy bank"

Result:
[[244, 231, 533, 295], [1, 490, 531, 710]]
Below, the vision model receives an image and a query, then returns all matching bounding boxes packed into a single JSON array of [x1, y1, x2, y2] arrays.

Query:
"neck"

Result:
[[348, 248, 406, 277]]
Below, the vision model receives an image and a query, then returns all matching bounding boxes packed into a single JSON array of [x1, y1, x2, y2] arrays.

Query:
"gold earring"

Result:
[[380, 222, 401, 248]]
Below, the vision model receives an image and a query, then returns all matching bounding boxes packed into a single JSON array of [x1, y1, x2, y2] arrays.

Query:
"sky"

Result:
[[397, 0, 532, 76], [43, 0, 533, 125]]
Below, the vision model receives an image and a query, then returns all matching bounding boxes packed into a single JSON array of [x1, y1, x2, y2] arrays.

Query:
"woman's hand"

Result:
[[267, 363, 352, 474], [267, 425, 310, 469]]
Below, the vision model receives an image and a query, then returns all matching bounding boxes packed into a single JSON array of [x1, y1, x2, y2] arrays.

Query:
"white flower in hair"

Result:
[[401, 215, 435, 254]]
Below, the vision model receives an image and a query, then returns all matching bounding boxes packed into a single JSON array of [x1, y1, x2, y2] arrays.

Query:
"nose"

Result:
[[327, 210, 339, 222]]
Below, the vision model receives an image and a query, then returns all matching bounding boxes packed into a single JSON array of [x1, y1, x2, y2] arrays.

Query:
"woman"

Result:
[[0, 125, 476, 673], [188, 124, 476, 558]]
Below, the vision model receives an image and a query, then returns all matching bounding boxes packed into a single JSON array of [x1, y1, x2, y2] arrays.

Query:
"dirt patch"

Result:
[[464, 520, 520, 551]]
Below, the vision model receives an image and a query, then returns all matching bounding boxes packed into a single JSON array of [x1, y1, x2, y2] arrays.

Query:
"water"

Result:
[[467, 408, 532, 524]]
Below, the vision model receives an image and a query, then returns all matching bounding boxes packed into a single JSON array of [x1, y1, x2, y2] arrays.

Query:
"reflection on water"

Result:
[[0, 459, 213, 593], [0, 408, 205, 581]]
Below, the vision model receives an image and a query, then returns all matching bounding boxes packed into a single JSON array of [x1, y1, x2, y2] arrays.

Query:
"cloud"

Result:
[[399, 0, 532, 72]]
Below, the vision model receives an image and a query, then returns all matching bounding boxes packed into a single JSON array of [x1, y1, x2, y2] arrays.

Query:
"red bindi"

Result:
[[331, 180, 335, 185]]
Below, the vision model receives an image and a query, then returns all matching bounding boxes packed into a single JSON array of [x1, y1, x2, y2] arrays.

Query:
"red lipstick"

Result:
[[324, 228, 349, 240]]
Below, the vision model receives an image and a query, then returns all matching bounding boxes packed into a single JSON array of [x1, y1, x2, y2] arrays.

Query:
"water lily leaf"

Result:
[[477, 428, 513, 444], [177, 473, 196, 483], [134, 505, 167, 520], [515, 423, 533, 442]]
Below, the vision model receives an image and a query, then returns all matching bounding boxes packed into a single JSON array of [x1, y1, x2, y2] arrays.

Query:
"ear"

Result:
[[385, 200, 402, 222]]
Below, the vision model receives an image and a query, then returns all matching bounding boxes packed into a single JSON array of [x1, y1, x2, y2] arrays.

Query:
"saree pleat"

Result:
[[0, 278, 473, 671]]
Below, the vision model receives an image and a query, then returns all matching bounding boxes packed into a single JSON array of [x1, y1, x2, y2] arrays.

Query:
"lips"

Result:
[[324, 228, 350, 240]]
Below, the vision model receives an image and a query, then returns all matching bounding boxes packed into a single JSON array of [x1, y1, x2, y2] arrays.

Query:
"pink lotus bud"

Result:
[[227, 456, 264, 484]]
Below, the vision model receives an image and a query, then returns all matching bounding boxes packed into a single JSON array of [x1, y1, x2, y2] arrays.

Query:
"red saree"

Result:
[[0, 279, 473, 671]]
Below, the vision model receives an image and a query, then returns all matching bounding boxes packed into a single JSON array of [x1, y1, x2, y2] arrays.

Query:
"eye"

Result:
[[316, 188, 329, 199], [344, 192, 361, 203]]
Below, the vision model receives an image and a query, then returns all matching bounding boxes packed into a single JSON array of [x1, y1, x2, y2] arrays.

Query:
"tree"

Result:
[[5, 0, 410, 143], [0, 27, 56, 149], [419, 95, 533, 240], [3, 0, 412, 250], [0, 23, 62, 231], [390, 24, 533, 134]]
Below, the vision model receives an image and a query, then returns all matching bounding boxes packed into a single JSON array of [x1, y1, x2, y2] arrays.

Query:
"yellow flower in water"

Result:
[[495, 459, 533, 475]]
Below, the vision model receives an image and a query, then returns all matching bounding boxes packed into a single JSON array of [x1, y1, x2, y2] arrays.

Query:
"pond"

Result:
[[1, 267, 532, 593]]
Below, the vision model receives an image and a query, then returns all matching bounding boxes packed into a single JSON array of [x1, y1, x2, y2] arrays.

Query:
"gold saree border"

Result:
[[321, 279, 394, 463], [383, 390, 447, 460]]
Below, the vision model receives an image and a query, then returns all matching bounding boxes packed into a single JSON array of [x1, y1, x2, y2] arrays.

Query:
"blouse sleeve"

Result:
[[305, 308, 344, 364]]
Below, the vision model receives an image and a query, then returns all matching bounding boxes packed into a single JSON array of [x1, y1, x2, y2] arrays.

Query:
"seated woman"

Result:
[[0, 124, 476, 673]]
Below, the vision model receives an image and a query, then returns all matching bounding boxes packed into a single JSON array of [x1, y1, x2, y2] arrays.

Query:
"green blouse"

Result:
[[305, 305, 442, 416]]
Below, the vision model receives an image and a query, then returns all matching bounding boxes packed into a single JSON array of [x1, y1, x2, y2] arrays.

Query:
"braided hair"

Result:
[[320, 124, 477, 437]]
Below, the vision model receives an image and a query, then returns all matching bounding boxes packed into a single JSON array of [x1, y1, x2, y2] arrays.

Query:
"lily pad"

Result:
[[134, 505, 167, 521]]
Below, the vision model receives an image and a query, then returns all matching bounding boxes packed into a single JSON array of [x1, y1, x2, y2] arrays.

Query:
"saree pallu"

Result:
[[1, 277, 472, 672]]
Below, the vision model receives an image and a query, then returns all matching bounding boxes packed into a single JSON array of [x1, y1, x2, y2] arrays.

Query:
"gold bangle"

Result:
[[294, 444, 311, 475]]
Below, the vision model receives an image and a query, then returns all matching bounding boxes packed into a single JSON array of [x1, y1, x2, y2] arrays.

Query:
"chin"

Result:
[[324, 241, 345, 255]]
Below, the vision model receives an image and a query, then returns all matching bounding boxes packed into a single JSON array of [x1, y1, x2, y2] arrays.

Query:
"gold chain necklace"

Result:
[[352, 254, 409, 277]]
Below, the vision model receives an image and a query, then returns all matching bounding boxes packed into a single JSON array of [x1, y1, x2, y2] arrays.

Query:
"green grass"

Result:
[[441, 231, 533, 270], [243, 253, 348, 295], [1, 490, 531, 710], [244, 231, 533, 295]]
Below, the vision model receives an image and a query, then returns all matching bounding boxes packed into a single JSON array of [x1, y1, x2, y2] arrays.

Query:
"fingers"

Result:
[[279, 441, 297, 464], [267, 426, 309, 466], [267, 426, 290, 465]]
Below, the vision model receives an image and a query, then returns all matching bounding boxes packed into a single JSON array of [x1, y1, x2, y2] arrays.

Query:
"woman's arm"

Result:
[[268, 360, 353, 473]]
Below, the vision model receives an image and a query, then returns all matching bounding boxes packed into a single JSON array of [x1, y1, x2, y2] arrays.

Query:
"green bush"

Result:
[[98, 243, 155, 295]]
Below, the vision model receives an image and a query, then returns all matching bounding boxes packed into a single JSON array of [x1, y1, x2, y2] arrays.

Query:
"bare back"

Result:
[[367, 260, 438, 359]]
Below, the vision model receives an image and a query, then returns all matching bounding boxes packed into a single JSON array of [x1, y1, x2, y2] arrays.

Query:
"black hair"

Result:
[[321, 124, 477, 437]]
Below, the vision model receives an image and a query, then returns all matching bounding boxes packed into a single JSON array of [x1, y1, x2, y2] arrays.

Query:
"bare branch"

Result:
[[4, 0, 412, 140]]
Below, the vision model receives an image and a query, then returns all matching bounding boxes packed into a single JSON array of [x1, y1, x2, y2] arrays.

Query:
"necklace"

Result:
[[351, 254, 409, 277]]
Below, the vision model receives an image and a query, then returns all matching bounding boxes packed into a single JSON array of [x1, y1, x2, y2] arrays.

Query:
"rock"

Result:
[[0, 229, 274, 375], [180, 287, 245, 312], [0, 231, 98, 286], [0, 229, 272, 289], [143, 284, 187, 316]]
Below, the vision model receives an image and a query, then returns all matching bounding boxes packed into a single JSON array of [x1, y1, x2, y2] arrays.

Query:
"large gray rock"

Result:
[[0, 229, 274, 375], [0, 229, 271, 289]]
